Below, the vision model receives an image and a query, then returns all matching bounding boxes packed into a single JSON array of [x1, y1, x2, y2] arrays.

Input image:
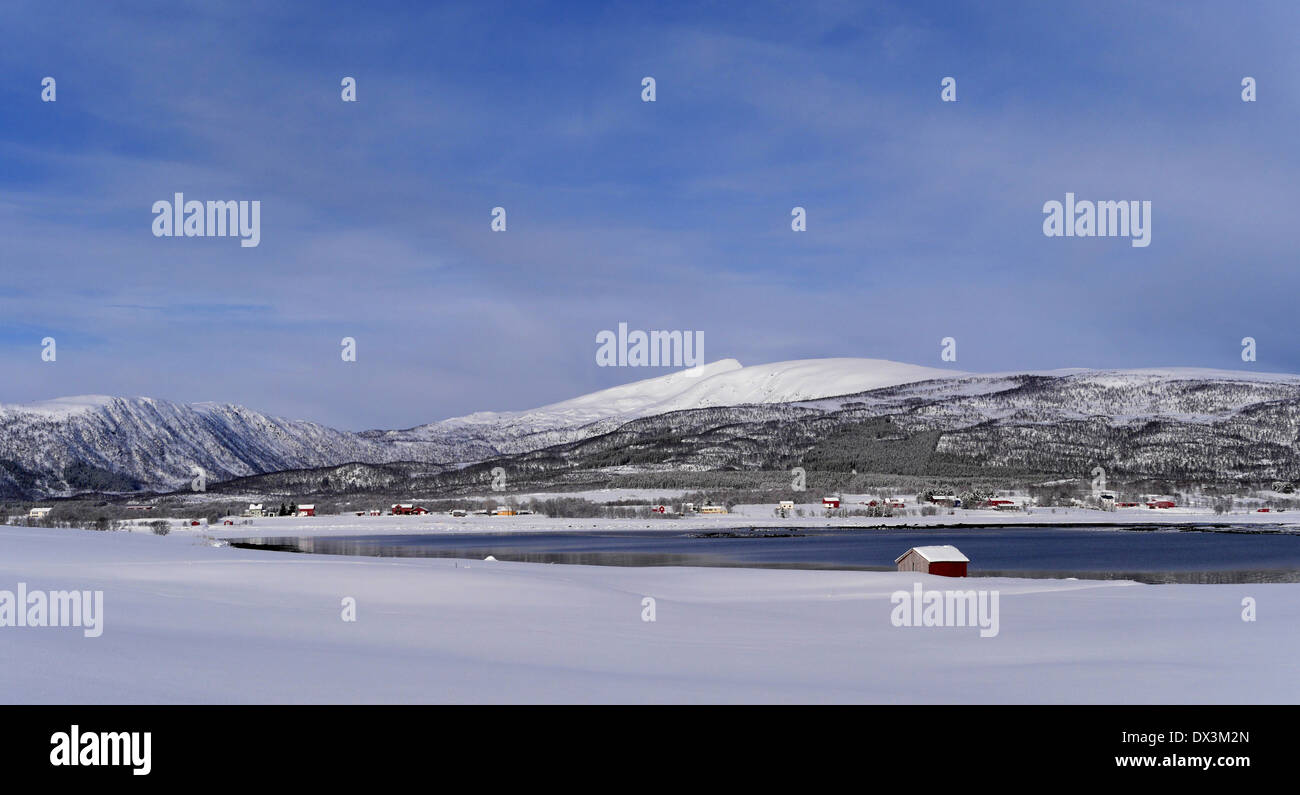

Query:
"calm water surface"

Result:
[[225, 525, 1300, 584]]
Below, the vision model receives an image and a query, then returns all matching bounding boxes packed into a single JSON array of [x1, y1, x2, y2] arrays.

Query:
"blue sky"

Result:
[[2, 1, 1298, 429]]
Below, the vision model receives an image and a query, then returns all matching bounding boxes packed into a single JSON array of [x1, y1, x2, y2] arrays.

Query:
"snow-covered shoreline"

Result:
[[2, 523, 1296, 704], [183, 506, 1300, 541]]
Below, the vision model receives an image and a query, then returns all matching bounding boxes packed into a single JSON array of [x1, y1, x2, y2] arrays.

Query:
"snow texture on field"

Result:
[[1, 524, 1294, 704]]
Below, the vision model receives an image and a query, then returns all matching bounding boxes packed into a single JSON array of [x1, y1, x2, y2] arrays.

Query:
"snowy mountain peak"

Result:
[[420, 357, 961, 437], [0, 395, 119, 418]]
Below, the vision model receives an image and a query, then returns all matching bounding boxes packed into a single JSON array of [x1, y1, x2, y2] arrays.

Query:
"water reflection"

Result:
[[227, 526, 1300, 584]]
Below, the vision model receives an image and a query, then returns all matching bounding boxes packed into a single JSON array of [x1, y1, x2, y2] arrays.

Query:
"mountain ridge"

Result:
[[5, 358, 1299, 498]]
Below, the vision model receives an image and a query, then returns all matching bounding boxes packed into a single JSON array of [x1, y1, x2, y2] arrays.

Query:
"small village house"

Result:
[[296, 504, 316, 517]]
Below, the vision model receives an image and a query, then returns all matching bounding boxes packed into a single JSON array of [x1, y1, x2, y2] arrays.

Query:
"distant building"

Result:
[[245, 503, 263, 517], [449, 509, 468, 517], [297, 504, 316, 517], [894, 545, 969, 577], [494, 507, 516, 517], [1146, 500, 1176, 509], [124, 503, 154, 511], [698, 505, 727, 515], [822, 496, 841, 509], [27, 507, 52, 519]]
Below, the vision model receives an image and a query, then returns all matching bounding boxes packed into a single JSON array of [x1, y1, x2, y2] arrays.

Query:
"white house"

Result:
[[27, 507, 52, 519]]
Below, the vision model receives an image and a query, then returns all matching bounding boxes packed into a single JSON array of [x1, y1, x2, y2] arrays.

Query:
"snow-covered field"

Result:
[[1, 523, 1295, 703]]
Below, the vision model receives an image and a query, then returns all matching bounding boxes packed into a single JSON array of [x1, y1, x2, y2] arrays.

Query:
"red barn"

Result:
[[894, 545, 969, 578], [822, 496, 841, 509], [1146, 500, 1175, 509]]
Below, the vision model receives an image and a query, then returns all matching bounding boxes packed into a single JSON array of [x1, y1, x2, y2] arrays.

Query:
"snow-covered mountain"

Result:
[[6, 358, 1300, 498], [506, 366, 1300, 485], [0, 397, 407, 498], [1, 359, 957, 497], [367, 357, 962, 456]]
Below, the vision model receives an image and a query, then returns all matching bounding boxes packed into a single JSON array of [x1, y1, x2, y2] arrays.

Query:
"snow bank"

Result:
[[1, 525, 1294, 703]]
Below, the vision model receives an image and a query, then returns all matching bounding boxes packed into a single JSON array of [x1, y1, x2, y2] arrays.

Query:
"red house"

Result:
[[894, 545, 969, 577], [822, 496, 841, 509], [1146, 500, 1175, 509]]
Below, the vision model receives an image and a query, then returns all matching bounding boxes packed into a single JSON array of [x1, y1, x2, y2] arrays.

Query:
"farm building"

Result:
[[822, 496, 840, 509], [698, 505, 727, 514], [494, 507, 516, 517], [929, 495, 960, 507], [245, 503, 263, 517], [297, 504, 316, 517], [1146, 500, 1176, 509], [895, 545, 970, 577], [27, 507, 52, 519], [391, 504, 428, 515]]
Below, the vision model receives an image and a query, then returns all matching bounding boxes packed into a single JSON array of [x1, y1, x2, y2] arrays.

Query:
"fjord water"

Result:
[[228, 525, 1300, 584]]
